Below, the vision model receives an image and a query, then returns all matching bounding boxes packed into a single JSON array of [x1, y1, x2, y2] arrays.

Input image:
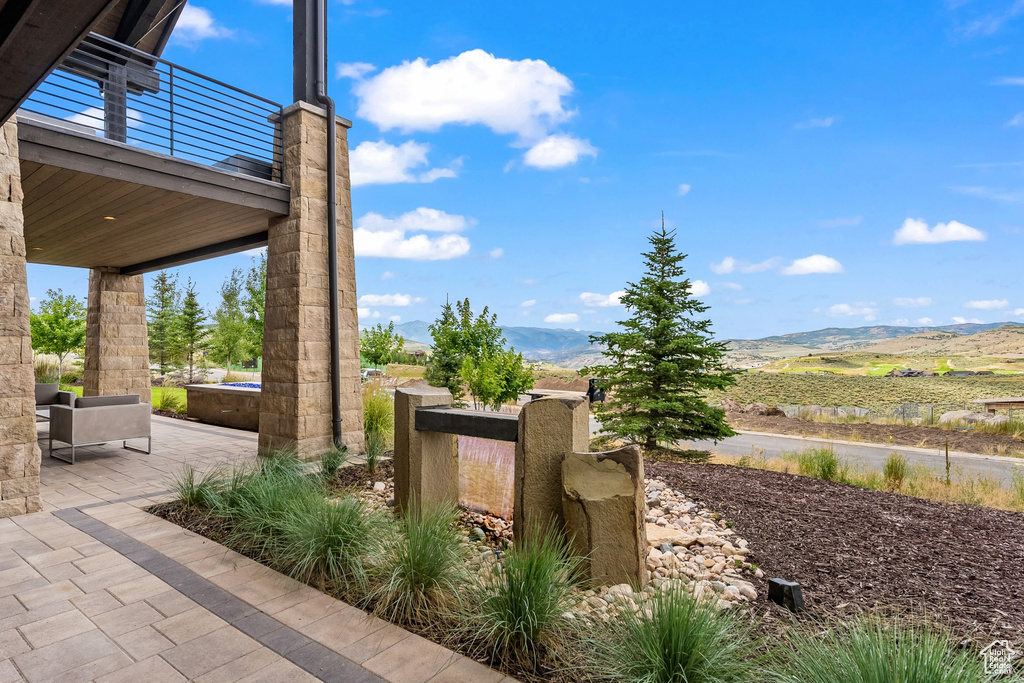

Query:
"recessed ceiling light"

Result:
[[31, 247, 42, 251], [103, 216, 116, 220]]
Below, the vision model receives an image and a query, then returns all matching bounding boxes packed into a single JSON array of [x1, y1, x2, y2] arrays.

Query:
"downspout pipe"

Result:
[[314, 0, 343, 449]]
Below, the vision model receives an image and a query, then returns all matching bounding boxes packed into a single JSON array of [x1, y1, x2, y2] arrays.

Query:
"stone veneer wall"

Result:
[[83, 267, 151, 402], [0, 120, 41, 517], [259, 101, 363, 456]]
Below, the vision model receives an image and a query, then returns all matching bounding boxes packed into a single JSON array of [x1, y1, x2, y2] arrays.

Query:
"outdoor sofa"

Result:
[[48, 394, 152, 464]]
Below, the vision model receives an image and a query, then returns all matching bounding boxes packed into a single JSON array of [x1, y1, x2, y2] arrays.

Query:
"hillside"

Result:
[[391, 321, 604, 368], [724, 321, 1022, 367], [861, 325, 1024, 357]]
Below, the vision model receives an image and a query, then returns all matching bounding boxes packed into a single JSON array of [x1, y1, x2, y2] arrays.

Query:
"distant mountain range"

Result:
[[392, 320, 1024, 370]]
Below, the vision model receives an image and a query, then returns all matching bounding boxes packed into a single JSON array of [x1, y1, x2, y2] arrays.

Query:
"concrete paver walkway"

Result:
[[0, 417, 510, 682]]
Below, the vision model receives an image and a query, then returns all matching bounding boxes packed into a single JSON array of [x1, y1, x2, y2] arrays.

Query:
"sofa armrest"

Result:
[[49, 404, 74, 443]]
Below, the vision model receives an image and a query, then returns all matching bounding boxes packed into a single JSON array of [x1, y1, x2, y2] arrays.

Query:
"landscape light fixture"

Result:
[[768, 578, 804, 612]]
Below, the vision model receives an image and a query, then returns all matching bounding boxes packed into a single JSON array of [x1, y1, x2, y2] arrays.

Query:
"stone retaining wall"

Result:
[[186, 384, 261, 431]]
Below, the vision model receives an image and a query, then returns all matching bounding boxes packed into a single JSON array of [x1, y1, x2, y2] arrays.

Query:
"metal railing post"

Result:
[[169, 64, 175, 156]]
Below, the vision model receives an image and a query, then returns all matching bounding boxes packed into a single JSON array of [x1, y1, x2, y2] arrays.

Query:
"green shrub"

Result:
[[320, 445, 348, 482], [468, 524, 581, 670], [158, 389, 186, 414], [363, 383, 395, 450], [169, 464, 223, 509], [771, 618, 993, 683], [273, 494, 375, 592], [371, 503, 468, 624], [882, 452, 910, 491], [593, 584, 760, 683]]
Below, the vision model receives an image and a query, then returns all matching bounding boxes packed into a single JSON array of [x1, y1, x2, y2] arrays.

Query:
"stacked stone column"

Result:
[[259, 102, 363, 456], [0, 120, 41, 517], [83, 267, 151, 402]]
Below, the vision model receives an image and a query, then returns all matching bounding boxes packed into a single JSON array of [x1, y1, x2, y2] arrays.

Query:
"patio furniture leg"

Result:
[[122, 437, 151, 455]]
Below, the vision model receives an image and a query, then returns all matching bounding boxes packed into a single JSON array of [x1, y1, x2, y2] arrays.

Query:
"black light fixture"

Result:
[[768, 578, 804, 612]]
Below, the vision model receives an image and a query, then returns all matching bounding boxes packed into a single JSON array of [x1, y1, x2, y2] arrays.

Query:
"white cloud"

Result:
[[336, 62, 377, 80], [545, 313, 579, 324], [523, 135, 597, 169], [949, 185, 1024, 202], [357, 307, 382, 319], [580, 291, 624, 307], [710, 257, 735, 274], [964, 299, 1009, 310], [795, 116, 835, 129], [173, 5, 233, 44], [892, 318, 910, 326], [1015, 308, 1024, 316], [691, 280, 711, 297], [782, 254, 844, 275], [353, 49, 575, 141], [357, 293, 423, 307], [894, 297, 933, 307], [389, 315, 402, 322], [720, 282, 743, 291], [349, 140, 458, 186], [733, 298, 754, 305], [380, 271, 396, 280], [1008, 112, 1024, 127], [993, 77, 1024, 86], [818, 216, 862, 228], [358, 207, 474, 233], [916, 317, 935, 325], [952, 316, 984, 324], [893, 218, 986, 244], [827, 302, 877, 320], [354, 210, 471, 261], [489, 248, 504, 259], [66, 107, 144, 131], [678, 183, 691, 196], [521, 299, 536, 308]]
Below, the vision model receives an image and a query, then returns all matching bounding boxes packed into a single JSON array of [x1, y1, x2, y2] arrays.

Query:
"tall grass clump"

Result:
[[882, 452, 910, 491], [363, 382, 394, 475], [33, 354, 59, 383], [159, 390, 185, 414], [772, 618, 993, 683], [1012, 470, 1024, 511], [320, 445, 348, 482], [372, 503, 468, 624], [169, 464, 223, 509], [785, 447, 846, 482], [274, 494, 375, 592], [468, 525, 581, 671], [593, 584, 760, 683]]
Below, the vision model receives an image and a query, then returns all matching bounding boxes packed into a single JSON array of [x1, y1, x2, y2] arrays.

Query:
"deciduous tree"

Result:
[[362, 321, 404, 369], [29, 289, 86, 386], [210, 268, 248, 371]]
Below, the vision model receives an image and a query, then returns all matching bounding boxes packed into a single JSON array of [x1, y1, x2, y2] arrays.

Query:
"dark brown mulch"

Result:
[[330, 457, 394, 490], [152, 409, 188, 420], [728, 411, 1024, 456], [647, 460, 1024, 642]]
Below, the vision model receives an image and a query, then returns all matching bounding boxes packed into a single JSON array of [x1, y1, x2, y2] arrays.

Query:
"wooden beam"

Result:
[[119, 232, 270, 275], [16, 118, 290, 215], [414, 407, 519, 442]]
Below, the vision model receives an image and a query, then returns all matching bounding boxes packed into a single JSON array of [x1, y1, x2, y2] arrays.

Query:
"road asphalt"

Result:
[[588, 414, 1024, 484]]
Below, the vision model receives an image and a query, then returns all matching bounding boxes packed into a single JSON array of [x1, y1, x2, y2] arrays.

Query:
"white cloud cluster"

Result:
[[357, 293, 423, 307], [545, 313, 579, 324], [710, 256, 780, 275], [893, 218, 986, 244], [521, 300, 536, 308], [691, 280, 711, 297], [678, 183, 691, 196], [827, 302, 877, 320], [894, 297, 933, 307], [952, 316, 984, 324], [349, 140, 458, 186], [173, 5, 233, 44], [522, 135, 597, 169], [579, 291, 624, 307], [916, 317, 935, 326], [489, 248, 504, 259], [964, 299, 1009, 310], [782, 254, 844, 275], [354, 209, 471, 260], [350, 49, 594, 169]]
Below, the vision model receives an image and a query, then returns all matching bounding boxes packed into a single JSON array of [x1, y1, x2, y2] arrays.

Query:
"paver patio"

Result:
[[0, 416, 510, 682]]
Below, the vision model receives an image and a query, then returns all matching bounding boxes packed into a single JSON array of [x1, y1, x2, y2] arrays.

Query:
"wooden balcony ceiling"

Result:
[[18, 118, 289, 274]]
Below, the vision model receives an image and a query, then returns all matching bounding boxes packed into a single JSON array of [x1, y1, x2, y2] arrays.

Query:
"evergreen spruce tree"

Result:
[[146, 271, 181, 374], [173, 279, 209, 384], [584, 219, 735, 455]]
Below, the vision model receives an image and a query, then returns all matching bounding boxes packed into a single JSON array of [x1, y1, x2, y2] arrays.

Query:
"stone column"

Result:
[[393, 381, 457, 515], [0, 120, 41, 517], [83, 267, 151, 402], [259, 101, 363, 456], [562, 446, 647, 588], [514, 396, 590, 545]]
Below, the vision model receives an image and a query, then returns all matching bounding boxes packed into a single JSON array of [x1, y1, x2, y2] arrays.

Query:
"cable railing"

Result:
[[20, 33, 283, 182]]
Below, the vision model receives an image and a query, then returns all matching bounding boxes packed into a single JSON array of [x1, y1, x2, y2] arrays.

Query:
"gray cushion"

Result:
[[74, 394, 140, 408], [35, 383, 59, 406]]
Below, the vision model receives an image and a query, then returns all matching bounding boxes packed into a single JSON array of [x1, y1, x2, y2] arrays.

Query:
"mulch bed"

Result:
[[647, 460, 1024, 642], [728, 411, 1024, 456], [151, 409, 189, 420], [331, 457, 394, 490]]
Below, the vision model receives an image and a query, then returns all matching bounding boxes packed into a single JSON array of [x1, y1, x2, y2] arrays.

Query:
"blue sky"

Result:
[[26, 0, 1024, 340]]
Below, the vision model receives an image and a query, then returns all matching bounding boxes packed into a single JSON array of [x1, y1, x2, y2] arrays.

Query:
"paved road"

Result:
[[588, 415, 1024, 484]]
